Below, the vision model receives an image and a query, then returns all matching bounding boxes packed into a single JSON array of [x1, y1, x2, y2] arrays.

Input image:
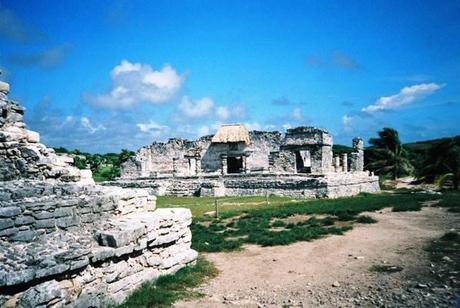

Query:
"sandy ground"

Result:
[[175, 207, 459, 307]]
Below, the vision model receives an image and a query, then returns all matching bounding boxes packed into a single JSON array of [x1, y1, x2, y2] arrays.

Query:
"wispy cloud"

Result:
[[83, 60, 184, 109], [105, 0, 130, 25], [361, 83, 445, 114], [271, 97, 290, 106], [177, 96, 215, 118], [0, 6, 46, 44], [305, 51, 361, 71], [136, 120, 169, 135], [8, 43, 73, 69]]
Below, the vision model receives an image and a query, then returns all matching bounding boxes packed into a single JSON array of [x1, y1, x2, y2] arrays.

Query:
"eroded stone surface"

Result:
[[0, 82, 197, 307]]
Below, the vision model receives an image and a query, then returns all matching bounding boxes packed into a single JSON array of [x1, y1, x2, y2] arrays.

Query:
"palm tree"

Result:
[[418, 138, 460, 190], [365, 128, 413, 180]]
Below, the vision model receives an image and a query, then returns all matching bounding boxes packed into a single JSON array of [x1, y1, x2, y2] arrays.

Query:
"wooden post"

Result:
[[214, 198, 219, 218]]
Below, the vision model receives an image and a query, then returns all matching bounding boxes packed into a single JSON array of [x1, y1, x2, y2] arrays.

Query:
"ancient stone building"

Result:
[[0, 80, 197, 307], [118, 121, 379, 198]]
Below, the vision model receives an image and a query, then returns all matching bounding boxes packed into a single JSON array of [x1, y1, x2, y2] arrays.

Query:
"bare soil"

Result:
[[175, 207, 459, 307]]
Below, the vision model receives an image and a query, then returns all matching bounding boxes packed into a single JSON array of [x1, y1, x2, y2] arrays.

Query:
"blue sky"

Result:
[[1, 0, 459, 153]]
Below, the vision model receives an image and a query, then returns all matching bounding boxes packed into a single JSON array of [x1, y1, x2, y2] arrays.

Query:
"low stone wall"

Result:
[[0, 180, 197, 307], [107, 172, 380, 199]]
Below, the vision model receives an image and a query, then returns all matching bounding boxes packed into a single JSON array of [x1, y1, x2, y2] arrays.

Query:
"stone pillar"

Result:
[[172, 158, 178, 177], [351, 137, 364, 172], [242, 155, 247, 173], [195, 157, 201, 175], [334, 155, 340, 172], [221, 155, 227, 175], [341, 153, 348, 173]]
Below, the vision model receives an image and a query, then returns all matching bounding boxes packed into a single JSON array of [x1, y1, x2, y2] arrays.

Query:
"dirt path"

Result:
[[175, 207, 459, 307]]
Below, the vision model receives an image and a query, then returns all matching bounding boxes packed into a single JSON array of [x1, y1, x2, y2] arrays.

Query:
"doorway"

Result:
[[295, 150, 311, 173], [227, 156, 243, 173]]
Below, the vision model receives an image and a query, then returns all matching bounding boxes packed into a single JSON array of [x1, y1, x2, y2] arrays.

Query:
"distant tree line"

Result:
[[53, 147, 134, 182], [364, 128, 460, 190]]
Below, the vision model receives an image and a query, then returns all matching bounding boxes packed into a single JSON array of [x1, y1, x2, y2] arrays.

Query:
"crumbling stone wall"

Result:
[[0, 99, 90, 183], [281, 127, 334, 173], [0, 82, 197, 307], [246, 131, 281, 172], [269, 151, 296, 173]]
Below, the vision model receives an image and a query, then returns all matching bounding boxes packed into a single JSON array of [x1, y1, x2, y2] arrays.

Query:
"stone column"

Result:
[[195, 157, 201, 175], [242, 155, 247, 173], [334, 155, 340, 172], [341, 153, 348, 173], [172, 158, 178, 177], [221, 155, 227, 175], [352, 137, 364, 172]]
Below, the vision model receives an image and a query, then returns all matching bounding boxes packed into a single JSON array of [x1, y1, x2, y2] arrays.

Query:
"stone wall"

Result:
[[0, 98, 91, 183], [108, 172, 380, 199], [0, 183, 196, 307], [0, 81, 197, 307]]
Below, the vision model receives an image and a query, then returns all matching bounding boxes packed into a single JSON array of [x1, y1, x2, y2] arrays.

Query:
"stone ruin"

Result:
[[0, 79, 197, 307], [116, 123, 379, 199]]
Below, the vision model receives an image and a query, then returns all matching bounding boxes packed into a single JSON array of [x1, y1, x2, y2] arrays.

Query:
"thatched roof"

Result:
[[211, 124, 250, 144]]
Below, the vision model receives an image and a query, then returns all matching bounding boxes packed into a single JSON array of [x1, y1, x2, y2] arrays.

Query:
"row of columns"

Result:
[[333, 153, 348, 172]]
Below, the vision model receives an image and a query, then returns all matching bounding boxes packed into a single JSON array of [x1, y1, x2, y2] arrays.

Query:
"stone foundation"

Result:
[[106, 172, 380, 199], [0, 181, 197, 307]]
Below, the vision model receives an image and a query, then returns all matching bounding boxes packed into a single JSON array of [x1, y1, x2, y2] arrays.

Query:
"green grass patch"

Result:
[[356, 215, 378, 224], [185, 193, 440, 252], [433, 191, 460, 213], [118, 256, 218, 308], [369, 264, 403, 273]]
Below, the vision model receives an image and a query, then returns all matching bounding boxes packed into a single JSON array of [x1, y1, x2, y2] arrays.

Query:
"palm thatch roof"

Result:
[[211, 124, 250, 144]]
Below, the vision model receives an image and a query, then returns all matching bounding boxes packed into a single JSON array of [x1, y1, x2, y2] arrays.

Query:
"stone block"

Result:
[[19, 280, 66, 308], [96, 222, 145, 248], [0, 207, 21, 218], [0, 218, 14, 230], [10, 230, 37, 242]]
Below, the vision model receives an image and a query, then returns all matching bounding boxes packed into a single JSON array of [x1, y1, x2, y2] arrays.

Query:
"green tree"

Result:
[[418, 138, 460, 190], [365, 128, 413, 180], [119, 149, 135, 163]]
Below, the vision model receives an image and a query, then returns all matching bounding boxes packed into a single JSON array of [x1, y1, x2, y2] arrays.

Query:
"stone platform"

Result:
[[106, 171, 380, 199]]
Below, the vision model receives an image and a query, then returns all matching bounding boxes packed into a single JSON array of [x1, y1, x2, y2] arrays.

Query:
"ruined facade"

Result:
[[119, 123, 379, 198], [0, 80, 197, 307]]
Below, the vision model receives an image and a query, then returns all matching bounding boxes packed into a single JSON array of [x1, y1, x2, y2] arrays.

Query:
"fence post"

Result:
[[214, 198, 219, 218]]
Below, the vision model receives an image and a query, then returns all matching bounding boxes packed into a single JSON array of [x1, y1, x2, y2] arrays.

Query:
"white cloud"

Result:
[[216, 106, 230, 120], [136, 120, 168, 135], [244, 122, 262, 131], [8, 44, 73, 69], [197, 125, 211, 136], [84, 60, 183, 109], [80, 117, 106, 134], [342, 114, 352, 126], [290, 107, 303, 120], [177, 96, 215, 118], [362, 83, 444, 114]]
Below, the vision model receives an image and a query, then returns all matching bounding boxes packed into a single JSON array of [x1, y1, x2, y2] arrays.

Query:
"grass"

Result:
[[156, 195, 303, 218], [118, 257, 218, 308], [433, 191, 460, 213], [369, 264, 403, 273], [158, 192, 442, 252]]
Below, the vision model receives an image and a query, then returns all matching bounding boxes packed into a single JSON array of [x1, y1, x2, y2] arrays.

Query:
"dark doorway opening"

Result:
[[295, 151, 311, 173], [227, 156, 243, 174]]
